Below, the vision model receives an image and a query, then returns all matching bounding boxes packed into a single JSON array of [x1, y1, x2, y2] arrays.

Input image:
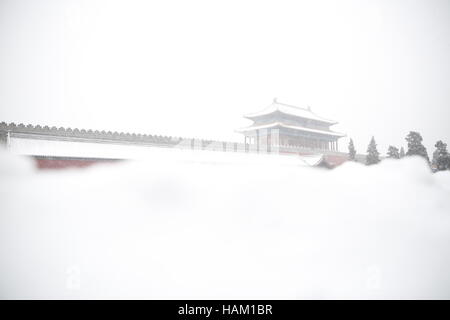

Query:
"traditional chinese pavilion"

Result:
[[236, 99, 345, 152], [0, 99, 354, 169]]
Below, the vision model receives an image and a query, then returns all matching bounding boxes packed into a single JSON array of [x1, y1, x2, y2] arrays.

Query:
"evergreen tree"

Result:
[[387, 145, 400, 159], [366, 136, 380, 165], [348, 138, 356, 161], [399, 147, 405, 158], [433, 140, 450, 171], [405, 131, 429, 162]]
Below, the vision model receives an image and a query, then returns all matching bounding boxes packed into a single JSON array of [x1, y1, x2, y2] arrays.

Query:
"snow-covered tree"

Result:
[[387, 146, 400, 159], [432, 140, 450, 171], [348, 138, 356, 161], [366, 136, 380, 165], [405, 131, 429, 162], [399, 147, 405, 158]]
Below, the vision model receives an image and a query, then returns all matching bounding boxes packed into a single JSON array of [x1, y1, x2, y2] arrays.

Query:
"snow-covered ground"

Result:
[[0, 149, 450, 299]]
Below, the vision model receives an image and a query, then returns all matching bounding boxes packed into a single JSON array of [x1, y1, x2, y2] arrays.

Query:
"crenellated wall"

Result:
[[0, 121, 364, 168], [0, 121, 180, 146]]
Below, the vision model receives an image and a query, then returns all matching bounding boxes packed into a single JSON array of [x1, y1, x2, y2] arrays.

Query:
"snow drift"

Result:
[[0, 149, 450, 299]]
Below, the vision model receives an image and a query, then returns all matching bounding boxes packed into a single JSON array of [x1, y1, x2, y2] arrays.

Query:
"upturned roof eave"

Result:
[[243, 109, 338, 125]]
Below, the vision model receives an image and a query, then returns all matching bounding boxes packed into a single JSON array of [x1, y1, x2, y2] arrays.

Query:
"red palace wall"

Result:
[[322, 154, 349, 167], [34, 157, 121, 170], [33, 154, 349, 170]]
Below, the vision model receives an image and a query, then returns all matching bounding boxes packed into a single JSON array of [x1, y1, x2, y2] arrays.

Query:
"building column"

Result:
[[256, 130, 260, 153]]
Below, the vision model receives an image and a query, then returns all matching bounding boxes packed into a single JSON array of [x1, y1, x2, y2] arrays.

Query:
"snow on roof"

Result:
[[244, 99, 338, 124], [235, 122, 346, 137]]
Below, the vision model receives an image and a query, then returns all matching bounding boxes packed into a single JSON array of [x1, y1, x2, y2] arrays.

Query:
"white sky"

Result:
[[0, 0, 449, 154]]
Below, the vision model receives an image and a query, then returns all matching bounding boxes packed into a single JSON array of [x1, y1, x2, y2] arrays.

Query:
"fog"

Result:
[[1, 0, 449, 154], [1, 150, 450, 299]]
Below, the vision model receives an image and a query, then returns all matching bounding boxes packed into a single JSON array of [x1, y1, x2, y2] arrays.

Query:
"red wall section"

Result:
[[34, 158, 121, 170], [323, 154, 349, 167]]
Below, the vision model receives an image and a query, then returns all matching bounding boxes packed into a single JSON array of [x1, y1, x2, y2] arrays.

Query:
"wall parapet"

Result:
[[0, 121, 363, 163], [0, 121, 182, 146]]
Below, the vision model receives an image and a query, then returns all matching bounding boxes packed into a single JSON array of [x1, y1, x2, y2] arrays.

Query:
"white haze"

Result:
[[0, 0, 450, 154], [1, 150, 450, 299]]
